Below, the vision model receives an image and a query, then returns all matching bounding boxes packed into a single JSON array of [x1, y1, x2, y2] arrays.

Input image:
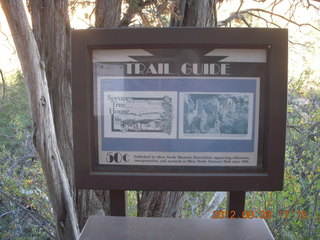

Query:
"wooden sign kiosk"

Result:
[[72, 28, 287, 239]]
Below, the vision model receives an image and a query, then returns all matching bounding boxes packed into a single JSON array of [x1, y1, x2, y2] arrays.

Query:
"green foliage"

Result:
[[246, 79, 320, 240], [0, 72, 54, 239], [0, 72, 31, 147], [127, 191, 138, 216]]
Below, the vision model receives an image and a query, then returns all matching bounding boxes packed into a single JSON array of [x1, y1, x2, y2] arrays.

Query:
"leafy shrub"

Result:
[[0, 72, 55, 239]]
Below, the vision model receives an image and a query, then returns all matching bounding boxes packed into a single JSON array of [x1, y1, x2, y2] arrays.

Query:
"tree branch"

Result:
[[219, 8, 320, 31], [245, 8, 320, 31], [0, 69, 6, 101], [308, 188, 318, 238], [151, 1, 165, 27], [274, 175, 320, 237], [0, 30, 16, 54], [246, 11, 281, 28], [0, 189, 56, 239], [236, 0, 244, 13], [0, 210, 14, 218], [212, 0, 218, 27], [199, 192, 227, 218], [119, 0, 154, 27], [287, 124, 302, 133], [240, 16, 251, 27], [306, 0, 320, 10]]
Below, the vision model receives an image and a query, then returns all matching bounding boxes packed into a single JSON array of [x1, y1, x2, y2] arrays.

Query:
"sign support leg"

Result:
[[110, 190, 127, 216], [227, 191, 246, 218]]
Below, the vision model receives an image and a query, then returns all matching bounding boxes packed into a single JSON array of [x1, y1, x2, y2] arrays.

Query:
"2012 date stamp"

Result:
[[212, 210, 309, 219]]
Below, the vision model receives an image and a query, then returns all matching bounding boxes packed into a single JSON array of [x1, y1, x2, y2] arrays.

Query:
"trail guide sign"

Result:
[[72, 28, 287, 191]]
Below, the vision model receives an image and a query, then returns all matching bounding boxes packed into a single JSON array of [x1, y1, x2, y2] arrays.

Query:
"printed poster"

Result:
[[94, 48, 266, 167]]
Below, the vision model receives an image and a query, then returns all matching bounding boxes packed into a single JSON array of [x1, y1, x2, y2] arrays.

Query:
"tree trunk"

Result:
[[137, 0, 214, 217], [29, 0, 123, 231], [170, 0, 214, 27], [29, 0, 74, 190], [95, 0, 122, 28], [138, 191, 184, 217], [0, 1, 79, 239], [75, 0, 122, 229]]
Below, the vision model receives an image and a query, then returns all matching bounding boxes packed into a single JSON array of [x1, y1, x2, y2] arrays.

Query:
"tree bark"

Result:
[[0, 1, 79, 239], [170, 0, 214, 27], [138, 191, 184, 217], [29, 0, 118, 231], [95, 0, 122, 28], [29, 0, 74, 191], [137, 0, 214, 218]]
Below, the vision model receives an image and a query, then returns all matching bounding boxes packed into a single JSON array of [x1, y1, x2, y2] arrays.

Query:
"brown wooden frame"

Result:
[[72, 28, 287, 191]]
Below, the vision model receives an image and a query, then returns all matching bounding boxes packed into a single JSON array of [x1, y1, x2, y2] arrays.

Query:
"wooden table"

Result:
[[79, 216, 275, 240]]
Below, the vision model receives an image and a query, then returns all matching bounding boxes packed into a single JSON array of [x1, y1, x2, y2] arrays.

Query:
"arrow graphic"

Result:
[[205, 49, 267, 63], [92, 49, 153, 62]]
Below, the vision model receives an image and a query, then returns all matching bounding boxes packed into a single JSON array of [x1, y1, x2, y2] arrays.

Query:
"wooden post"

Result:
[[110, 190, 127, 216], [227, 191, 246, 218]]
